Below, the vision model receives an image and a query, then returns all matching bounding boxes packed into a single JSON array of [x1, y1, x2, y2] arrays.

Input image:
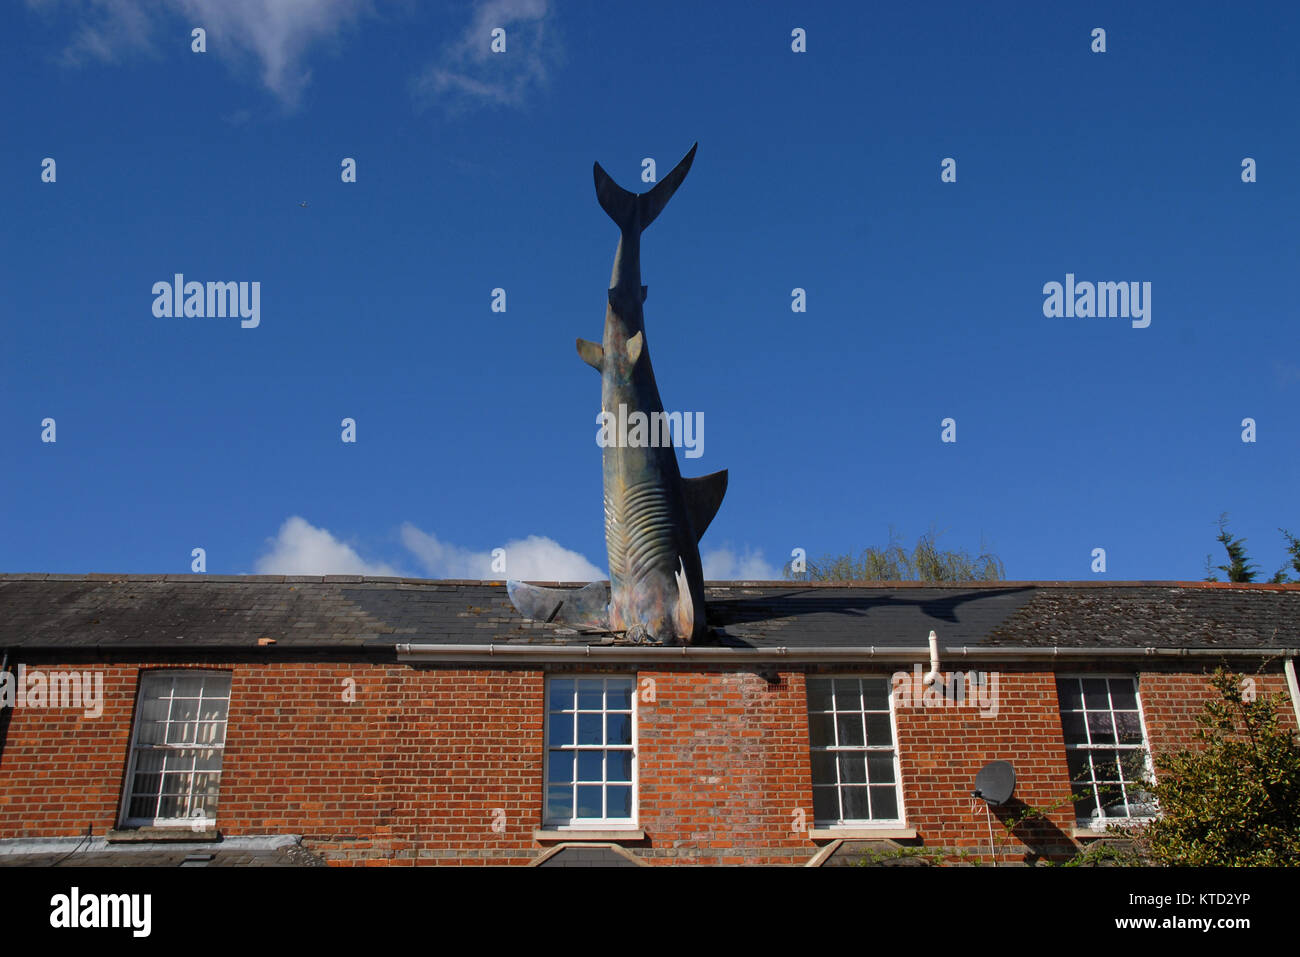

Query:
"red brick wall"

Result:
[[0, 662, 547, 865], [892, 670, 1077, 863], [634, 668, 813, 865], [1139, 671, 1296, 754], [220, 665, 545, 866], [0, 663, 138, 838], [0, 660, 1294, 865]]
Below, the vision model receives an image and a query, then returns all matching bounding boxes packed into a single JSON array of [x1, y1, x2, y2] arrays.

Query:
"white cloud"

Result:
[[701, 545, 782, 582], [252, 515, 603, 581], [33, 0, 370, 104], [177, 0, 369, 104], [253, 516, 401, 576], [252, 516, 770, 583], [400, 524, 602, 582], [412, 0, 558, 112]]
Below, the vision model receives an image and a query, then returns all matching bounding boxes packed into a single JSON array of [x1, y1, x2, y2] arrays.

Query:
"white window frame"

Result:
[[542, 674, 638, 830], [806, 675, 907, 828], [1056, 673, 1156, 829], [118, 670, 232, 829]]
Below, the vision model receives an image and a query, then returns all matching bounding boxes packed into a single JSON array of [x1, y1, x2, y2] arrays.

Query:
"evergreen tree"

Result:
[[1268, 529, 1300, 584], [1204, 513, 1258, 583]]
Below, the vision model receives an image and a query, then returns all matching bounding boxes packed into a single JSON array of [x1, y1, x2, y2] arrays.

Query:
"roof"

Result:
[[1, 574, 1297, 654]]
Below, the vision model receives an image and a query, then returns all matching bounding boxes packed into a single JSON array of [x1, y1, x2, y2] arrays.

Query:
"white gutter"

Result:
[[1284, 657, 1300, 730], [395, 643, 1299, 664]]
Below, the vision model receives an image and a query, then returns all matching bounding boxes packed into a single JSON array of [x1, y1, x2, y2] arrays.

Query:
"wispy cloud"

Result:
[[400, 524, 603, 581], [701, 545, 782, 581], [253, 517, 778, 583], [253, 515, 603, 581], [412, 0, 559, 113], [31, 0, 158, 66], [30, 0, 370, 105]]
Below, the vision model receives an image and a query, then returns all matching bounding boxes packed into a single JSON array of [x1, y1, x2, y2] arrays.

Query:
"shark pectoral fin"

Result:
[[673, 557, 694, 642], [508, 580, 611, 631], [626, 331, 643, 365], [576, 338, 604, 371], [683, 469, 728, 541]]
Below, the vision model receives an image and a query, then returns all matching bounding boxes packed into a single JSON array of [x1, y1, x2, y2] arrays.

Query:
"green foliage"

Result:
[[1268, 529, 1300, 584], [849, 844, 973, 866], [783, 527, 1005, 583], [987, 670, 1300, 867], [1124, 669, 1300, 865], [1053, 838, 1142, 867]]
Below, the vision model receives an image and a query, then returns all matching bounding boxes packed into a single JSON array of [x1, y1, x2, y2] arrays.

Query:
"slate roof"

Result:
[[0, 574, 1297, 653]]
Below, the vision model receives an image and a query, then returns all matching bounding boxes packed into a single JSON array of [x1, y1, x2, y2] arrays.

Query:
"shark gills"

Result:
[[507, 143, 726, 644]]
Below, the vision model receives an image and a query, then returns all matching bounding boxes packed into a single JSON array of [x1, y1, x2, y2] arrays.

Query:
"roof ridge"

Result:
[[0, 574, 1297, 591]]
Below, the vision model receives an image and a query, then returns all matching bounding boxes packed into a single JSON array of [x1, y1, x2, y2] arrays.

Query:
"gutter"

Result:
[[395, 643, 1299, 664], [1284, 657, 1300, 730]]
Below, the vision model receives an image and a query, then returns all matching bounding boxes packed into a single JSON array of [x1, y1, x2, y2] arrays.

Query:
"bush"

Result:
[[1122, 669, 1300, 865]]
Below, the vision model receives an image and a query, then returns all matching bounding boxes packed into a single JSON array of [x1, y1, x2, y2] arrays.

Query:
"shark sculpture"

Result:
[[507, 143, 726, 644]]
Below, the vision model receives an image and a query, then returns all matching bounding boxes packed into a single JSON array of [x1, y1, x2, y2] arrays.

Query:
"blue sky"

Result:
[[2, 0, 1297, 582]]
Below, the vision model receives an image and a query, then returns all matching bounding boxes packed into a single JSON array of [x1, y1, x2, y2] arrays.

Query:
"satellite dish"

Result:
[[973, 761, 1016, 806]]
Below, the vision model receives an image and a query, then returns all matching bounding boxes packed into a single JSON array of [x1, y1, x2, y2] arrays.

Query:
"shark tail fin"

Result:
[[507, 580, 611, 631], [593, 143, 698, 235]]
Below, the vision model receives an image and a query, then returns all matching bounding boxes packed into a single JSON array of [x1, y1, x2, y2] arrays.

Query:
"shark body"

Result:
[[507, 143, 726, 644]]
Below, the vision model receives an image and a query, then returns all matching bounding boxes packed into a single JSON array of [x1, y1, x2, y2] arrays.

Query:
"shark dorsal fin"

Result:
[[576, 338, 604, 370], [626, 331, 643, 365], [683, 469, 728, 541]]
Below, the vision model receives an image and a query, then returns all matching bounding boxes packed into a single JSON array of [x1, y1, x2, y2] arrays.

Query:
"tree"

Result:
[[1203, 513, 1259, 582], [1123, 669, 1300, 866], [783, 527, 1005, 582], [1268, 529, 1300, 584], [1203, 515, 1299, 583]]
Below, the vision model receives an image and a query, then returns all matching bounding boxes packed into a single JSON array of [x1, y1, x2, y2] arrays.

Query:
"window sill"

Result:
[[107, 827, 221, 843], [534, 828, 645, 842], [808, 827, 917, 840]]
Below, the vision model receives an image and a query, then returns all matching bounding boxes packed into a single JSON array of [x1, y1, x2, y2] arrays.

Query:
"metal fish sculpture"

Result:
[[507, 143, 726, 644]]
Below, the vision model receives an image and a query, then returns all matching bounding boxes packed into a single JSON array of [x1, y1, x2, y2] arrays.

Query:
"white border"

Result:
[[806, 674, 908, 830], [117, 670, 232, 829], [541, 673, 639, 831], [1056, 672, 1156, 830]]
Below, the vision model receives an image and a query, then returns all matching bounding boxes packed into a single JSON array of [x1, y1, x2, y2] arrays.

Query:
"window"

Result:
[[121, 672, 232, 827], [544, 676, 635, 827], [807, 676, 904, 825], [1057, 676, 1154, 825]]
